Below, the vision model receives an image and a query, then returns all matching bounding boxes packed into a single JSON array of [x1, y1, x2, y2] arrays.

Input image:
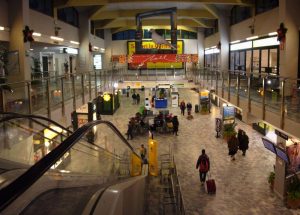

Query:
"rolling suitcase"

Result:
[[205, 172, 216, 194]]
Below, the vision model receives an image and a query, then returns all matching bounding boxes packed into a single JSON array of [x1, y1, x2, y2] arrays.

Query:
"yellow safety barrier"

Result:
[[148, 139, 159, 176], [130, 153, 142, 176]]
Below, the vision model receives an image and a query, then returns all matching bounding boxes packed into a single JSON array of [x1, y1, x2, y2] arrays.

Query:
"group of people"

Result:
[[228, 129, 249, 160], [132, 93, 141, 105], [179, 100, 193, 116]]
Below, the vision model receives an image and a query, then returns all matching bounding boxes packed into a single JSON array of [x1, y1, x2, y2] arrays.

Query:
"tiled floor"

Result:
[[102, 89, 296, 215]]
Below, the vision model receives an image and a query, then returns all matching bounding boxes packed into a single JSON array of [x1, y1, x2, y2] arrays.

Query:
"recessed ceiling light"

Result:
[[230, 40, 240, 44], [50, 36, 64, 41], [0, 26, 4, 31], [268, 32, 277, 36], [33, 32, 41, 37], [70, 41, 79, 45], [93, 46, 99, 50], [246, 36, 258, 40]]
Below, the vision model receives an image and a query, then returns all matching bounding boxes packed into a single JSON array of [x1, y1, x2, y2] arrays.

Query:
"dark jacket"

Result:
[[228, 136, 239, 154], [172, 117, 179, 131], [196, 154, 210, 173], [239, 134, 249, 151]]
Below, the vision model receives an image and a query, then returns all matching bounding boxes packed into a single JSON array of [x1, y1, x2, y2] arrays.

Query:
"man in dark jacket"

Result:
[[196, 149, 210, 185], [172, 116, 179, 136], [239, 131, 249, 156]]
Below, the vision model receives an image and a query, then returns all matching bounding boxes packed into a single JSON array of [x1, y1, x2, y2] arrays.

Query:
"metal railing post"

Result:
[[27, 82, 32, 115], [94, 71, 98, 97], [88, 73, 92, 100], [46, 79, 51, 119], [61, 77, 65, 115], [280, 79, 286, 129], [0, 89, 5, 112], [247, 76, 251, 113], [237, 72, 240, 106], [221, 71, 224, 98], [228, 72, 231, 102], [72, 74, 76, 110], [216, 71, 219, 95], [262, 77, 266, 120], [81, 74, 85, 104]]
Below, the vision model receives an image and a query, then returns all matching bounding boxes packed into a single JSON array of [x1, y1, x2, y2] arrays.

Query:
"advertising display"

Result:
[[199, 90, 210, 113], [287, 143, 300, 172], [223, 105, 235, 124], [127, 40, 184, 69], [262, 138, 277, 154], [171, 92, 179, 108], [93, 54, 102, 69]]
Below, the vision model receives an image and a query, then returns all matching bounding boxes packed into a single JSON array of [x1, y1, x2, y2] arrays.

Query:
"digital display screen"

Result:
[[223, 106, 235, 120], [262, 138, 276, 154], [276, 147, 290, 164]]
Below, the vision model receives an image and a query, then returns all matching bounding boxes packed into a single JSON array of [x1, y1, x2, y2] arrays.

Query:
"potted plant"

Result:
[[223, 123, 237, 141], [268, 171, 275, 190], [287, 175, 300, 209]]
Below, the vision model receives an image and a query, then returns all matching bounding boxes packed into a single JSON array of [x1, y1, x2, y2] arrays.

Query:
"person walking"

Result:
[[196, 149, 210, 185], [140, 144, 147, 161], [180, 100, 186, 116], [136, 93, 140, 105], [132, 93, 137, 105], [187, 102, 192, 115], [172, 116, 179, 136], [127, 121, 133, 140], [240, 130, 249, 156], [228, 135, 239, 160]]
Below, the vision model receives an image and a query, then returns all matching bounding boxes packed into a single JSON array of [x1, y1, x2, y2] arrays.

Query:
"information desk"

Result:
[[155, 98, 168, 108]]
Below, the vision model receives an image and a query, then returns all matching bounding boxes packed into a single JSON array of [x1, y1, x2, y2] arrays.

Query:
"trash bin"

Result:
[[195, 104, 199, 113]]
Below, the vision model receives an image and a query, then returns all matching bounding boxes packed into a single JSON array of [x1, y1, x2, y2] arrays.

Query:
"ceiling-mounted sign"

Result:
[[63, 48, 78, 55], [94, 54, 102, 69], [275, 129, 289, 140]]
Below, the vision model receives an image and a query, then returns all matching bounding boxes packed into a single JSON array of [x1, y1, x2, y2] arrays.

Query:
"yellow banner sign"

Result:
[[148, 139, 158, 176]]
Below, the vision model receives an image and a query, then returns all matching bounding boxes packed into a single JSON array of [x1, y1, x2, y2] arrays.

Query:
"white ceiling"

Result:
[[106, 2, 204, 10]]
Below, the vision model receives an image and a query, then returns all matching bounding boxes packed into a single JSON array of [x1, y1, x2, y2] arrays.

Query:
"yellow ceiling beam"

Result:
[[89, 5, 107, 19], [111, 25, 198, 34], [55, 0, 108, 8], [91, 9, 216, 20], [95, 18, 207, 29], [109, 0, 253, 5]]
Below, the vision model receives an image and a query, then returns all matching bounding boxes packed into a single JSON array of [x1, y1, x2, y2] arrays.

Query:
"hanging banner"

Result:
[[128, 54, 199, 64]]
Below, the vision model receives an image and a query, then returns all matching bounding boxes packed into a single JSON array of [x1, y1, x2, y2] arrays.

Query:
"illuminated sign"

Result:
[[94, 54, 102, 69], [63, 48, 78, 55], [205, 48, 220, 55], [128, 40, 184, 69], [253, 37, 279, 48], [230, 41, 252, 51], [103, 93, 111, 102]]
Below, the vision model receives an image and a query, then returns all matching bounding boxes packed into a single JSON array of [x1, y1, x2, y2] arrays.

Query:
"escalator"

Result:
[[0, 113, 143, 215]]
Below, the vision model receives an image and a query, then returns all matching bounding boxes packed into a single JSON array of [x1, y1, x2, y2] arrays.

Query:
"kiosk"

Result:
[[155, 86, 169, 108], [71, 101, 97, 143], [97, 91, 120, 115], [199, 90, 210, 113]]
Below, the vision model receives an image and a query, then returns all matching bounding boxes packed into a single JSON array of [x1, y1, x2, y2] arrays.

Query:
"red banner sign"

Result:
[[128, 54, 198, 64]]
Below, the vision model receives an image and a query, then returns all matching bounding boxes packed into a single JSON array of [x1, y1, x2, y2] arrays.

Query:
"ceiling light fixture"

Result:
[[70, 41, 79, 45], [246, 36, 258, 40], [50, 36, 64, 42], [93, 46, 99, 50], [0, 26, 4, 31], [230, 40, 240, 44], [33, 32, 41, 37], [268, 32, 278, 36]]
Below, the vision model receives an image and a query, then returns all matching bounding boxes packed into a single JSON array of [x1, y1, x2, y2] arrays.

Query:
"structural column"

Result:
[[8, 0, 31, 82], [218, 12, 230, 72], [197, 29, 205, 68], [278, 0, 300, 80], [78, 12, 93, 72], [103, 29, 112, 69]]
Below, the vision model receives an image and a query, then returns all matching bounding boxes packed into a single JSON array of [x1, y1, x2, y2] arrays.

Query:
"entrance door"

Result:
[[69, 56, 73, 73], [42, 56, 48, 72]]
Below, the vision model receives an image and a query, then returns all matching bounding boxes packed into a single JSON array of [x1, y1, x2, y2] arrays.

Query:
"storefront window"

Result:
[[269, 49, 278, 74], [246, 50, 252, 73], [252, 49, 260, 74], [261, 49, 268, 72]]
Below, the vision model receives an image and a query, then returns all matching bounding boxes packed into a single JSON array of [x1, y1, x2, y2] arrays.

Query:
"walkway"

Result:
[[101, 89, 296, 215]]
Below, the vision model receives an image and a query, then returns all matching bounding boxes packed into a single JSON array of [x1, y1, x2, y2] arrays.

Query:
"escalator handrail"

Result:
[[0, 120, 141, 212], [0, 112, 122, 162], [0, 112, 73, 134]]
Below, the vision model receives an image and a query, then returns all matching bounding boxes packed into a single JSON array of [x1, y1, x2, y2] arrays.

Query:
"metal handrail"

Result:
[[0, 119, 141, 211]]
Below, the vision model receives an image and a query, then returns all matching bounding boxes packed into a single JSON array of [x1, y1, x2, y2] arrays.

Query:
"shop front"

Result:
[[33, 125, 70, 169], [204, 47, 220, 68]]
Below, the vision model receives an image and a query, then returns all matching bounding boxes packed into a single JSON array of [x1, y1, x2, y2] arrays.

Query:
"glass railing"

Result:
[[0, 115, 142, 213], [186, 67, 300, 126]]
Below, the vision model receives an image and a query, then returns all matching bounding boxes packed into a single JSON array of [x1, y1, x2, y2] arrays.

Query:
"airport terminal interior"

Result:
[[1, 0, 300, 214]]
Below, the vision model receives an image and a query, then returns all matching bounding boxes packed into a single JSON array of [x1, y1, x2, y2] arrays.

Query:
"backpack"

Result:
[[199, 157, 209, 172]]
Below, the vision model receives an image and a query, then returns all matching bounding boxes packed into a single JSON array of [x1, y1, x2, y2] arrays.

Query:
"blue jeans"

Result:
[[199, 171, 207, 183]]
